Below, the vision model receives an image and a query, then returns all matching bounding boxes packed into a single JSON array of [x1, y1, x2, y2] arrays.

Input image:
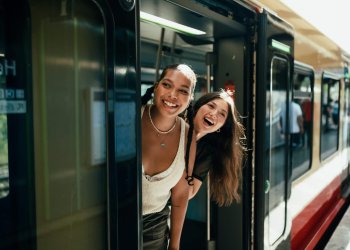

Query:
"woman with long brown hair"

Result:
[[189, 90, 246, 206]]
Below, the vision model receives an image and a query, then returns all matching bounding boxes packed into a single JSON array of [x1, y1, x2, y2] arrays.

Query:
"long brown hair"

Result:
[[193, 90, 246, 206]]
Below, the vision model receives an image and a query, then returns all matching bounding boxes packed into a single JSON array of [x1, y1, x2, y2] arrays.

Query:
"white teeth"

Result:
[[204, 117, 214, 126], [164, 100, 177, 107]]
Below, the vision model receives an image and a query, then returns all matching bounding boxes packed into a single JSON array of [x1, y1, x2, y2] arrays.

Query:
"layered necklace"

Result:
[[148, 105, 177, 147]]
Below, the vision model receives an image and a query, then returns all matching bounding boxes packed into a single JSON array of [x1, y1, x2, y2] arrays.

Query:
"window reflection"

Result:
[[291, 71, 313, 179], [0, 114, 9, 198], [320, 75, 340, 160], [267, 57, 288, 245], [31, 0, 108, 249], [343, 81, 350, 150], [0, 11, 9, 198]]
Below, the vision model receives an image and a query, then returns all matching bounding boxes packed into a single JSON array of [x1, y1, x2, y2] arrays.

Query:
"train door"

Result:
[[0, 0, 141, 249], [255, 11, 294, 250]]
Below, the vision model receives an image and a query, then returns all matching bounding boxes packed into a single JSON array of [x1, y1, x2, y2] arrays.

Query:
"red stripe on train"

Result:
[[291, 175, 346, 250]]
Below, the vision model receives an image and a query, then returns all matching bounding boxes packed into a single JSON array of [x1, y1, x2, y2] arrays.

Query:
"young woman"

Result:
[[189, 90, 246, 206], [141, 64, 196, 250]]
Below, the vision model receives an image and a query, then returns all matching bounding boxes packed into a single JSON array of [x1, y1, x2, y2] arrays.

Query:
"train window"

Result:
[[320, 73, 340, 160], [0, 12, 9, 199], [30, 0, 108, 249], [343, 79, 350, 150], [267, 56, 288, 245], [291, 69, 314, 180], [0, 115, 9, 199]]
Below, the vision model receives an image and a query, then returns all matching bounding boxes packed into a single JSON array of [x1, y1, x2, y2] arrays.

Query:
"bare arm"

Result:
[[186, 129, 200, 199], [169, 171, 190, 250]]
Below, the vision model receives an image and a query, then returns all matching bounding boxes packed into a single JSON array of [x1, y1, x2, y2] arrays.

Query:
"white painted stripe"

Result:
[[290, 153, 348, 219]]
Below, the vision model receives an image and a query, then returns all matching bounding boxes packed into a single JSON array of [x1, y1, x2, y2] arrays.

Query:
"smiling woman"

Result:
[[141, 63, 197, 250], [189, 90, 246, 206], [194, 97, 229, 140]]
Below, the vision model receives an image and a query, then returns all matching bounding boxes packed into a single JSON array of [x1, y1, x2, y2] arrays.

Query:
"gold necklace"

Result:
[[148, 105, 177, 147]]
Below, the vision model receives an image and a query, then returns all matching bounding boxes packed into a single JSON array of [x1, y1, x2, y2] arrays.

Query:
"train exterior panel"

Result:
[[256, 1, 350, 249], [0, 0, 349, 250]]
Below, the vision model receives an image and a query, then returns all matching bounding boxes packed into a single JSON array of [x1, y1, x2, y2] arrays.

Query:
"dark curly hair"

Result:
[[141, 64, 197, 185]]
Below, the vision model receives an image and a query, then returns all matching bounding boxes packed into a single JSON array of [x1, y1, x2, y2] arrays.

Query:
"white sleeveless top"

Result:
[[141, 105, 186, 215]]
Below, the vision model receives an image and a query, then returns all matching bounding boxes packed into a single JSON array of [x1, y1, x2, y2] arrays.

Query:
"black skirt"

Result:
[[143, 205, 170, 250]]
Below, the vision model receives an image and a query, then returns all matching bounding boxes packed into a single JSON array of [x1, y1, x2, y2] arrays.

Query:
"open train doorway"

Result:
[[139, 1, 256, 249]]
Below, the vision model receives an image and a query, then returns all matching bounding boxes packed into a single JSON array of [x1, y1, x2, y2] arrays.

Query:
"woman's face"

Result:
[[153, 69, 193, 117], [194, 98, 229, 137]]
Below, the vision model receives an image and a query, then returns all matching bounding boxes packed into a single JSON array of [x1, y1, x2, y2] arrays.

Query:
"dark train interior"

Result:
[[139, 0, 256, 248]]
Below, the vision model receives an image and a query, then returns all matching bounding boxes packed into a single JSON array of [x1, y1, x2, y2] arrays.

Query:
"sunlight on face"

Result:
[[154, 69, 193, 117]]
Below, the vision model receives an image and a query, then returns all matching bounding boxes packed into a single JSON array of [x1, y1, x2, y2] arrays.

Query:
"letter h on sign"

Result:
[[0, 59, 16, 76]]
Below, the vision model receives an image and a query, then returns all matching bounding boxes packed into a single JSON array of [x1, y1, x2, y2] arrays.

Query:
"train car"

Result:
[[0, 0, 349, 250], [256, 1, 350, 249]]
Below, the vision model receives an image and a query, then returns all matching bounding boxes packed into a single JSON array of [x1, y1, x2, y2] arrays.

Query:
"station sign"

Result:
[[0, 88, 26, 114]]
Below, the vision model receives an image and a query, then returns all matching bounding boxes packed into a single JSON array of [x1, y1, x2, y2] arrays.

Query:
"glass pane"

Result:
[[291, 73, 313, 179], [320, 77, 340, 159], [267, 57, 288, 245], [0, 115, 9, 199], [343, 84, 350, 149], [0, 4, 9, 199], [30, 0, 107, 249]]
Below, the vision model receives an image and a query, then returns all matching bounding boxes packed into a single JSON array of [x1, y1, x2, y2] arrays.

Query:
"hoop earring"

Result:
[[216, 128, 220, 133]]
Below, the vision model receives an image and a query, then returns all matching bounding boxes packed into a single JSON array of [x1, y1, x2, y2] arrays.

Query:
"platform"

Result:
[[325, 204, 350, 250]]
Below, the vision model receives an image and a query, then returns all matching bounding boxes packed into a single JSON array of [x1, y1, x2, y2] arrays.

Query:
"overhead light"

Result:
[[140, 11, 206, 36], [272, 39, 291, 53]]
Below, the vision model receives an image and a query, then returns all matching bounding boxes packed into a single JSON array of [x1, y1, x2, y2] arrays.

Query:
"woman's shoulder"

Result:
[[197, 138, 214, 151], [196, 139, 215, 165], [177, 116, 187, 125], [141, 104, 149, 116], [193, 139, 213, 182]]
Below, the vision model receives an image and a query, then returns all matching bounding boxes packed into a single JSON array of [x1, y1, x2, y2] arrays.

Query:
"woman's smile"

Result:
[[194, 98, 229, 138]]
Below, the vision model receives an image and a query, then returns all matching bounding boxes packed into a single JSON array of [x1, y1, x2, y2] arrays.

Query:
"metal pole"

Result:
[[207, 174, 211, 241], [207, 174, 215, 250], [205, 52, 217, 249], [207, 65, 211, 93], [155, 28, 165, 81], [205, 52, 216, 93]]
